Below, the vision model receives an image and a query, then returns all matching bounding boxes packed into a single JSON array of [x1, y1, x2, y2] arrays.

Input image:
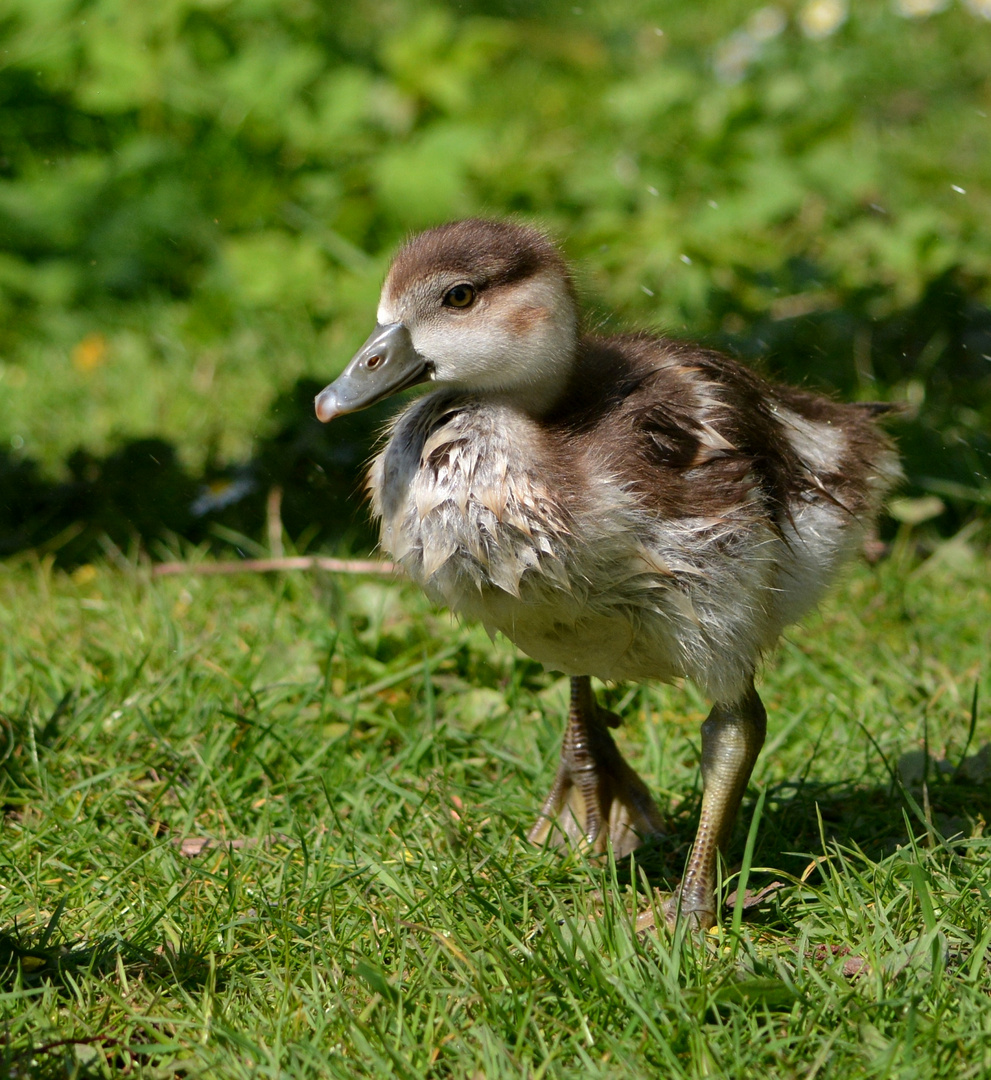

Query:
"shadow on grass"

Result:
[[616, 743, 991, 914], [0, 920, 218, 995], [0, 923, 215, 1078], [0, 379, 392, 568]]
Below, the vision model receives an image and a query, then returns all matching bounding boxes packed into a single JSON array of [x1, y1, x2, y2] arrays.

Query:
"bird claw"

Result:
[[634, 890, 716, 934], [528, 677, 665, 859], [527, 764, 666, 859]]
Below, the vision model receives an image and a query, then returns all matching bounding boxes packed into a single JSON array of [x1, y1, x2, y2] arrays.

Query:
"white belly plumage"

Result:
[[370, 393, 867, 703]]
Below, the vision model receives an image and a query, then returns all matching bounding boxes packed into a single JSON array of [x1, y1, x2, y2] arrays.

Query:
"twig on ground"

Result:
[[152, 556, 398, 578]]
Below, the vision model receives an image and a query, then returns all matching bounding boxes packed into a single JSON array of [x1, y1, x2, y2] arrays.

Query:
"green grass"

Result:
[[1, 538, 990, 1079]]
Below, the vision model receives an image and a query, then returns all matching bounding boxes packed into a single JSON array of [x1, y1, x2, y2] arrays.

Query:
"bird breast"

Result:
[[371, 392, 576, 599], [368, 391, 803, 701]]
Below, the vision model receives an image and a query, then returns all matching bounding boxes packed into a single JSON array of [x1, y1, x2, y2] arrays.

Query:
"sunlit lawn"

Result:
[[1, 533, 989, 1078], [4, 2, 991, 1073]]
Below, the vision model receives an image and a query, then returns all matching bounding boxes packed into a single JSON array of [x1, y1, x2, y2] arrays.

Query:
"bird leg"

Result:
[[528, 675, 666, 858], [664, 682, 766, 929]]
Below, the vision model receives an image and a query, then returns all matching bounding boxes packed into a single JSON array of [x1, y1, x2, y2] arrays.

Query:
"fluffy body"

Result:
[[316, 218, 901, 921], [371, 330, 899, 703]]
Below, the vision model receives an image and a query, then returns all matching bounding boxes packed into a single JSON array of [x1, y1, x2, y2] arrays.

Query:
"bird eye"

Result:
[[443, 284, 476, 309]]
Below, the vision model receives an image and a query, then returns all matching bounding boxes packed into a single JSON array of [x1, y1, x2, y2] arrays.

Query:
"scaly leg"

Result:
[[528, 676, 666, 859], [664, 682, 766, 928]]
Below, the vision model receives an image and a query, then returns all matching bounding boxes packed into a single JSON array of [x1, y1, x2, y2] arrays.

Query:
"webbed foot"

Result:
[[528, 676, 666, 859], [531, 677, 768, 934]]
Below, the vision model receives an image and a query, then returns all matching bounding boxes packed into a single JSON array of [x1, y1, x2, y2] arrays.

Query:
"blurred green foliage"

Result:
[[1, 0, 990, 553]]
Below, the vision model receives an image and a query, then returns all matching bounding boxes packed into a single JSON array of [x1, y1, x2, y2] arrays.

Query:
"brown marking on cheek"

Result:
[[506, 305, 550, 335]]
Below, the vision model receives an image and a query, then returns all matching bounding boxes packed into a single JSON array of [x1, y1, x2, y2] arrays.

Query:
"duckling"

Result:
[[315, 219, 900, 927]]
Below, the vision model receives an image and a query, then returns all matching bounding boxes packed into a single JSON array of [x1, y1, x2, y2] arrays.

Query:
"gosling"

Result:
[[315, 219, 900, 927]]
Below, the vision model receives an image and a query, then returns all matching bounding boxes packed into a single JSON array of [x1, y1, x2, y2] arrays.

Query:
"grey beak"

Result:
[[314, 322, 431, 423]]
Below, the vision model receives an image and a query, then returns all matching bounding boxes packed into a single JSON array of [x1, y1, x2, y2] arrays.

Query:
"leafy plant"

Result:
[[0, 0, 989, 547]]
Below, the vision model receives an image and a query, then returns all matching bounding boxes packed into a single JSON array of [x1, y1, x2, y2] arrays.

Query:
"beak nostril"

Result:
[[317, 322, 425, 420]]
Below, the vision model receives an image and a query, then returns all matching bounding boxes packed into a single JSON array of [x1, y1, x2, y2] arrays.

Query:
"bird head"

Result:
[[315, 219, 579, 423]]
